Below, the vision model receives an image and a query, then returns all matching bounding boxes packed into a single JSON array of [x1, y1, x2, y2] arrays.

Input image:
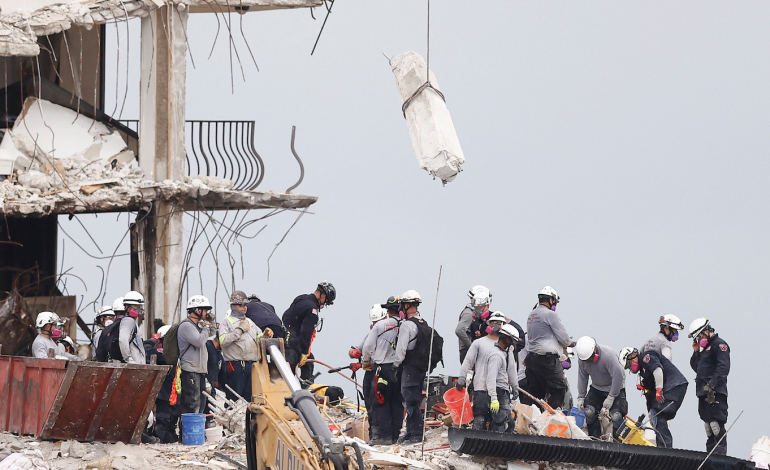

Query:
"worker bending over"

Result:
[[219, 291, 261, 402], [455, 286, 491, 364], [689, 317, 730, 455], [619, 346, 688, 448], [575, 337, 627, 439], [642, 315, 684, 361], [283, 281, 336, 382], [525, 286, 570, 409], [481, 323, 519, 433], [32, 312, 80, 360]]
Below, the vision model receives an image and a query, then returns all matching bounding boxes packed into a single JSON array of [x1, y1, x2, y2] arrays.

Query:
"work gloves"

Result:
[[455, 377, 466, 391], [576, 397, 584, 410], [299, 354, 308, 367], [655, 388, 664, 403], [490, 400, 500, 413], [511, 388, 519, 402], [350, 363, 362, 372], [238, 320, 250, 332], [263, 328, 274, 338], [376, 378, 388, 398], [349, 348, 362, 359], [601, 395, 615, 414], [703, 384, 717, 404]]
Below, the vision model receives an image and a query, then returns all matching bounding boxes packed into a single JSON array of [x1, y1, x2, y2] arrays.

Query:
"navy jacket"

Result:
[[639, 349, 688, 394], [149, 345, 174, 401], [246, 301, 286, 339], [690, 334, 730, 396], [206, 340, 225, 390], [282, 294, 320, 354]]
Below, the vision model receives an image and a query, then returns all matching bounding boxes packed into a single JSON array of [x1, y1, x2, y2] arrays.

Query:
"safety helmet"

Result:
[[400, 290, 422, 305], [95, 306, 114, 319], [575, 336, 598, 361], [688, 317, 711, 338], [317, 281, 336, 305], [486, 311, 507, 324], [539, 286, 560, 302], [618, 346, 638, 369], [229, 291, 248, 306], [659, 314, 684, 331], [61, 336, 75, 348], [112, 297, 126, 314], [381, 296, 400, 311], [498, 324, 520, 342], [36, 311, 60, 328], [157, 325, 172, 339], [188, 295, 213, 310], [123, 291, 145, 306], [248, 294, 261, 303], [468, 285, 491, 307], [369, 304, 388, 323]]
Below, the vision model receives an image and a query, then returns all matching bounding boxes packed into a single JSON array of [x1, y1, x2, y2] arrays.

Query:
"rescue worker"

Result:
[[689, 317, 730, 455], [282, 281, 336, 381], [642, 315, 684, 361], [351, 302, 389, 443], [392, 290, 426, 445], [206, 332, 225, 392], [575, 337, 627, 439], [59, 336, 77, 356], [219, 291, 261, 402], [112, 297, 126, 316], [118, 291, 147, 364], [362, 297, 402, 445], [246, 294, 284, 339], [91, 305, 115, 359], [151, 325, 180, 443], [178, 295, 213, 416], [482, 324, 519, 433], [32, 312, 80, 360], [455, 285, 491, 364], [619, 346, 688, 448], [525, 286, 570, 409], [472, 311, 526, 369]]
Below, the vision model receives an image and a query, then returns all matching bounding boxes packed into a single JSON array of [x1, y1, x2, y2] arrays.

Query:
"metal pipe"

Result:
[[268, 344, 303, 392]]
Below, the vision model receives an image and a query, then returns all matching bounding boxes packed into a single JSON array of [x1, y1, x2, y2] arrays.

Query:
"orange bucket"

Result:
[[442, 388, 473, 425]]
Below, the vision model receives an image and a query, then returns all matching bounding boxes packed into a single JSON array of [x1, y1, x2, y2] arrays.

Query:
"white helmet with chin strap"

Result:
[[187, 295, 212, 311], [158, 325, 172, 339], [112, 297, 126, 314], [468, 285, 491, 307], [688, 317, 711, 338], [575, 336, 598, 361], [486, 311, 507, 324], [498, 324, 520, 343], [400, 290, 422, 305], [36, 311, 60, 328], [123, 291, 145, 306], [539, 286, 560, 302], [96, 305, 114, 319], [618, 346, 638, 369], [369, 304, 388, 323], [660, 314, 684, 331]]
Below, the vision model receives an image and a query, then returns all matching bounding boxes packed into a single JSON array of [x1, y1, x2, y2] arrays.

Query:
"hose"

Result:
[[352, 442, 366, 470], [307, 359, 363, 388]]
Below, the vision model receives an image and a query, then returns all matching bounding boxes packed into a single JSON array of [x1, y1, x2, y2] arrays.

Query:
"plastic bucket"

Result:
[[567, 406, 585, 428], [442, 388, 473, 425], [206, 425, 224, 443], [181, 413, 206, 445]]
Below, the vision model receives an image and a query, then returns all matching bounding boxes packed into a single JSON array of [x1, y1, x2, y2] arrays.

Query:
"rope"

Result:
[[401, 0, 446, 118]]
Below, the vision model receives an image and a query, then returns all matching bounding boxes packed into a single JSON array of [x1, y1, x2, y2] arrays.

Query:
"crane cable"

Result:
[[401, 0, 446, 118]]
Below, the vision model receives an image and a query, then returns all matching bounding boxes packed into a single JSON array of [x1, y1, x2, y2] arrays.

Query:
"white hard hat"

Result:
[[659, 314, 684, 331], [688, 317, 711, 338], [369, 304, 388, 323], [486, 311, 507, 324], [498, 323, 520, 342], [36, 311, 60, 328], [539, 286, 560, 301], [95, 306, 114, 319], [468, 285, 491, 307], [157, 325, 172, 338], [618, 346, 638, 369], [61, 337, 75, 348], [123, 291, 145, 306], [400, 290, 422, 304], [186, 295, 212, 310], [575, 336, 597, 361], [112, 297, 126, 313]]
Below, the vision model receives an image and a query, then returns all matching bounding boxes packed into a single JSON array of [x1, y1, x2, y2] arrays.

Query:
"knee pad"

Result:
[[584, 405, 597, 423], [710, 421, 722, 437], [704, 421, 713, 436], [609, 410, 623, 424]]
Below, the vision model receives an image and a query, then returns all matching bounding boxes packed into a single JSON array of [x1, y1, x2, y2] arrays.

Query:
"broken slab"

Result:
[[390, 51, 465, 185]]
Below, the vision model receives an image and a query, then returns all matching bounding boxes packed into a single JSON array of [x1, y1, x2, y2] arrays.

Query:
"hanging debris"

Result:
[[389, 51, 464, 185]]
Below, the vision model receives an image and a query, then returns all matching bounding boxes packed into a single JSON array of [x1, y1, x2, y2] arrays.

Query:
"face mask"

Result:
[[51, 328, 62, 339], [104, 320, 113, 327], [699, 337, 709, 348], [592, 354, 600, 363], [127, 306, 143, 319], [399, 310, 406, 320], [485, 325, 493, 334], [231, 308, 245, 320], [670, 331, 679, 342], [561, 360, 571, 370], [630, 362, 639, 373], [550, 304, 557, 312]]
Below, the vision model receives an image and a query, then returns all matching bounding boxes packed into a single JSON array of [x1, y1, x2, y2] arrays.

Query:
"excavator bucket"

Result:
[[448, 427, 754, 470], [0, 356, 170, 443]]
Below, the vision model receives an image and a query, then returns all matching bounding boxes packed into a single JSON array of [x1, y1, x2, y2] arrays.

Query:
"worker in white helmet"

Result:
[[91, 305, 115, 359], [575, 336, 627, 439], [481, 324, 519, 433], [456, 285, 491, 364], [117, 291, 147, 364], [178, 294, 214, 416], [641, 315, 684, 361], [31, 312, 80, 360]]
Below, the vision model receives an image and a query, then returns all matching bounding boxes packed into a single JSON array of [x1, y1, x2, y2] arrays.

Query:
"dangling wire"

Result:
[[400, 0, 445, 118], [427, 0, 431, 84]]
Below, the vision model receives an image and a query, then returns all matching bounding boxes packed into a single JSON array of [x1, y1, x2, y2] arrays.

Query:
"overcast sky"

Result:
[[62, 0, 770, 456]]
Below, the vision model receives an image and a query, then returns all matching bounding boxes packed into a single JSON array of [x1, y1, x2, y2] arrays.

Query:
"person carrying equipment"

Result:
[[219, 291, 261, 402], [118, 291, 147, 364], [362, 296, 403, 445], [91, 306, 115, 359], [619, 346, 688, 448], [479, 323, 519, 433], [524, 286, 570, 409], [575, 337, 627, 439], [642, 314, 684, 361], [282, 281, 336, 382], [455, 285, 491, 364], [689, 317, 730, 455]]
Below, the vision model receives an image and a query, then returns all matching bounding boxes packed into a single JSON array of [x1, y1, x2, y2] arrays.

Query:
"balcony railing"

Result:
[[118, 120, 265, 191]]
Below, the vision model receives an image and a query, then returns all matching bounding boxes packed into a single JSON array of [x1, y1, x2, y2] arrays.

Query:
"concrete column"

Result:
[[135, 5, 188, 334]]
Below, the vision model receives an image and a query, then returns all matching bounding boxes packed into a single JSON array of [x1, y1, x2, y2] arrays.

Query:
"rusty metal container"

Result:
[[0, 356, 170, 443]]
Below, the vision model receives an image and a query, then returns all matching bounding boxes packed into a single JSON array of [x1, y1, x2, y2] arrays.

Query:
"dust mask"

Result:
[[670, 331, 679, 342], [699, 338, 709, 348], [630, 363, 639, 374], [550, 304, 557, 312], [104, 320, 113, 327]]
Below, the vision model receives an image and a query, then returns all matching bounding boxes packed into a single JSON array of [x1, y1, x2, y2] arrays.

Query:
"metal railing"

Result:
[[118, 120, 266, 191]]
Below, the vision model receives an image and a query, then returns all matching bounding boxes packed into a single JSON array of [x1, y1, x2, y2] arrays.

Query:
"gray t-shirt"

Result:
[[577, 344, 625, 398], [118, 317, 145, 364], [525, 306, 570, 355], [362, 317, 399, 365], [178, 320, 210, 373], [455, 306, 474, 351], [459, 336, 496, 391], [641, 331, 673, 361], [393, 315, 420, 368], [485, 345, 518, 400], [31, 335, 80, 360]]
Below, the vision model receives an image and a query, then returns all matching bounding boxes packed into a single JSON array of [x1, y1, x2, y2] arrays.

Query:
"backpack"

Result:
[[162, 318, 194, 367], [403, 317, 444, 373]]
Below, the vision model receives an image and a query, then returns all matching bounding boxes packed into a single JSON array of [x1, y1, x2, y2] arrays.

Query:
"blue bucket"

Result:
[[568, 406, 586, 428], [181, 413, 206, 445]]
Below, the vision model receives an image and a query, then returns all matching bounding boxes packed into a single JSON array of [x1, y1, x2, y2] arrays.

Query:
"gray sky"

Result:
[[63, 0, 770, 456]]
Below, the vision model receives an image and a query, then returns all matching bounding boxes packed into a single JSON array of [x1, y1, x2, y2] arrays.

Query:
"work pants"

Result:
[[179, 370, 207, 415], [472, 389, 514, 433], [525, 353, 566, 409], [224, 360, 254, 403], [648, 383, 687, 448], [517, 377, 535, 406], [154, 400, 179, 444], [361, 370, 378, 439], [699, 393, 728, 455], [286, 348, 316, 385], [373, 364, 404, 442], [459, 347, 469, 365], [401, 365, 425, 440], [583, 387, 627, 439]]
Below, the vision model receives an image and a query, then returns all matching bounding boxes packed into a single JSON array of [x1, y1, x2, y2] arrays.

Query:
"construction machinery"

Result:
[[245, 338, 365, 470]]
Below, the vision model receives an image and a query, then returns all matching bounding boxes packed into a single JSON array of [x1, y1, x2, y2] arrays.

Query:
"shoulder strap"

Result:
[[177, 318, 196, 364]]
